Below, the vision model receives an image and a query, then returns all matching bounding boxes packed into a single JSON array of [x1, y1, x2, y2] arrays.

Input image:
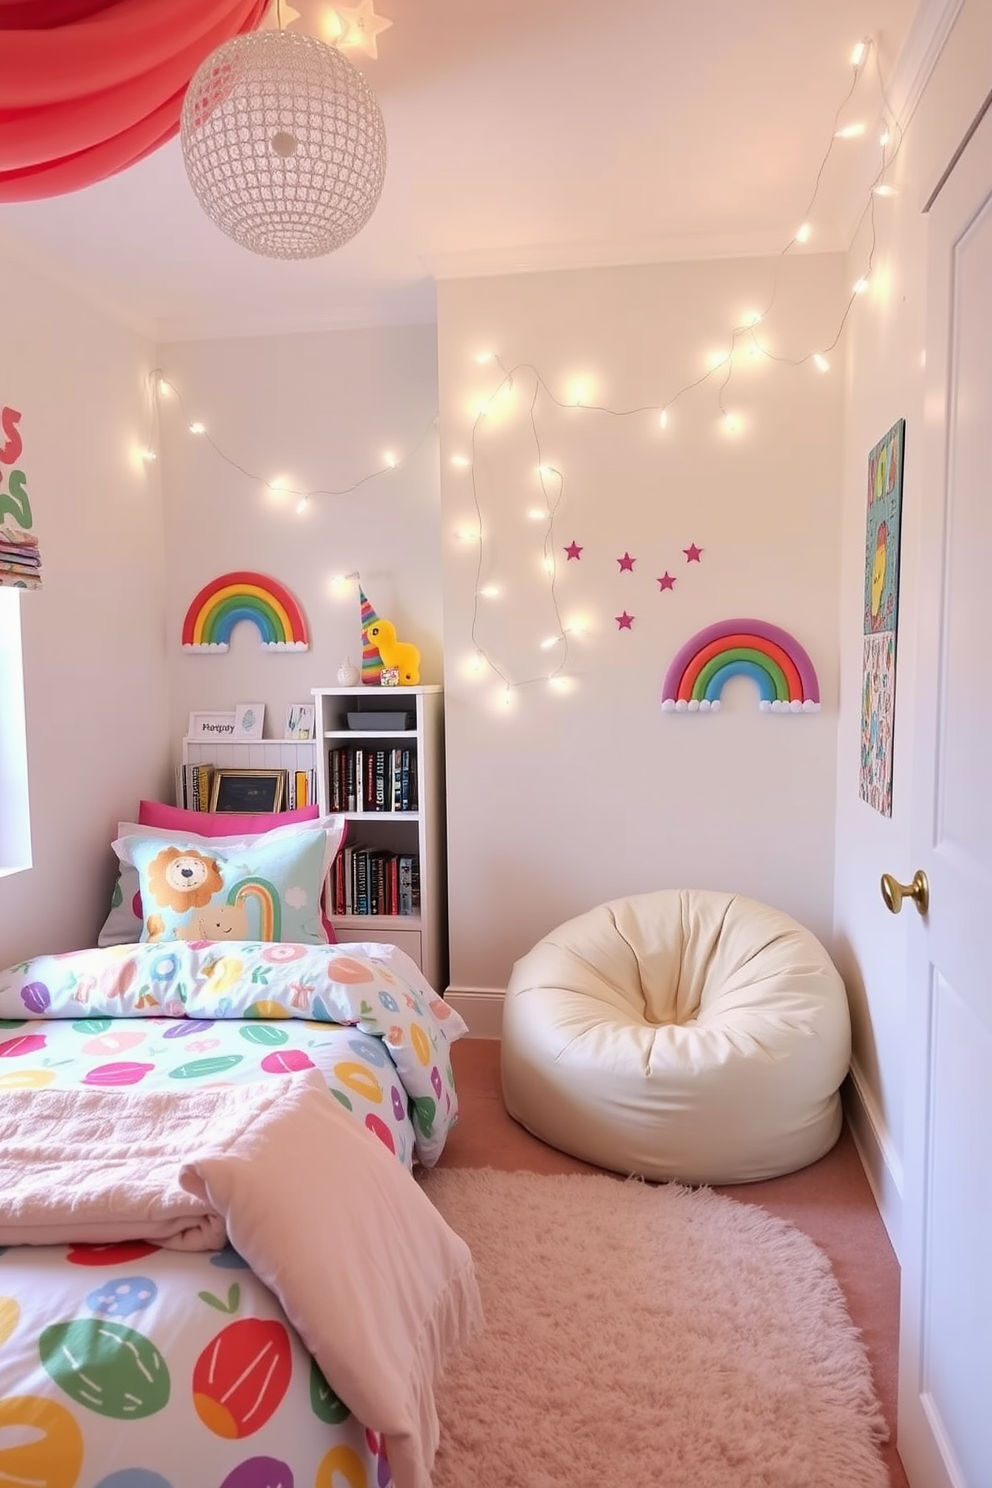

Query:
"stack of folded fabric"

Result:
[[0, 526, 42, 588]]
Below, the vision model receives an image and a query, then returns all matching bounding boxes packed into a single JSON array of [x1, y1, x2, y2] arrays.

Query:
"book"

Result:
[[184, 762, 214, 811], [354, 848, 370, 915], [394, 749, 416, 811], [333, 847, 351, 917], [341, 844, 356, 915], [198, 764, 214, 809], [368, 849, 394, 914], [397, 854, 419, 916], [329, 748, 353, 812]]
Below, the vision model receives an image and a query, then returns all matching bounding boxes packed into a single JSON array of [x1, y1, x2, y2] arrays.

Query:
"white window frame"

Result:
[[0, 586, 31, 875]]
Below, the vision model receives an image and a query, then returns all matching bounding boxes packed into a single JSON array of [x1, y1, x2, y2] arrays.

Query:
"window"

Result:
[[0, 587, 31, 874]]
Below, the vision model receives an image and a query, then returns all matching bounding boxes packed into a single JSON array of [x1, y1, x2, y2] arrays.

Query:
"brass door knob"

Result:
[[880, 869, 929, 916]]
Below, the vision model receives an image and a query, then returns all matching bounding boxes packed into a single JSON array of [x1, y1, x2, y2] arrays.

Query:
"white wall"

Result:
[[438, 253, 845, 1006], [158, 325, 442, 752], [0, 259, 170, 961], [834, 0, 992, 1250]]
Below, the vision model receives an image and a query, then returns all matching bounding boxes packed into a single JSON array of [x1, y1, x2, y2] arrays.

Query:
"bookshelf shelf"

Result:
[[313, 685, 447, 992], [333, 914, 423, 930], [324, 728, 418, 741], [334, 811, 422, 822]]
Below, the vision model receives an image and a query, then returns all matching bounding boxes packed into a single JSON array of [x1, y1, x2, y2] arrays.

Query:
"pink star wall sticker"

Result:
[[616, 611, 634, 630], [683, 543, 703, 562], [657, 572, 676, 591], [617, 551, 635, 572], [564, 540, 583, 560]]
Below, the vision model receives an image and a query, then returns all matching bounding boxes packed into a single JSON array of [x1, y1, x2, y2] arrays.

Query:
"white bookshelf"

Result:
[[312, 685, 447, 992]]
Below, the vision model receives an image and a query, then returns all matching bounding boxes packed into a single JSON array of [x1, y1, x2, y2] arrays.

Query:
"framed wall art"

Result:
[[859, 417, 906, 817], [209, 768, 286, 814], [188, 710, 236, 741], [234, 702, 265, 740], [284, 702, 315, 740]]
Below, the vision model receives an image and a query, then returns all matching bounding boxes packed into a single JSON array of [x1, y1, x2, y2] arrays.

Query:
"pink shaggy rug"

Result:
[[419, 1168, 890, 1488]]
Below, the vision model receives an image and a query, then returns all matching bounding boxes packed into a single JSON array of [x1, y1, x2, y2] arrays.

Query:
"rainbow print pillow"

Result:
[[114, 828, 330, 946]]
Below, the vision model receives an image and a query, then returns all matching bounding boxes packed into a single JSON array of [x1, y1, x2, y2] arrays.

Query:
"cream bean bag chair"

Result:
[[501, 890, 851, 1184]]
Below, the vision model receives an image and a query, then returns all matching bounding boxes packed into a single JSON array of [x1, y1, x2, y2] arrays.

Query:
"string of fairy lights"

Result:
[[141, 35, 904, 706], [454, 34, 904, 703], [143, 374, 439, 511]]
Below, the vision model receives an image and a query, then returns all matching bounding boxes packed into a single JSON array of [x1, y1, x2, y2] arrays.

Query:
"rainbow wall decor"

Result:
[[661, 618, 820, 712], [181, 571, 309, 652]]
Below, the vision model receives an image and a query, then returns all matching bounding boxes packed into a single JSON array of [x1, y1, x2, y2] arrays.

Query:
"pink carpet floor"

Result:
[[441, 1038, 910, 1488]]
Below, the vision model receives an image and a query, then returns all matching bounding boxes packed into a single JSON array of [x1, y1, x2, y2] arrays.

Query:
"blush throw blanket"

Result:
[[0, 1070, 483, 1488]]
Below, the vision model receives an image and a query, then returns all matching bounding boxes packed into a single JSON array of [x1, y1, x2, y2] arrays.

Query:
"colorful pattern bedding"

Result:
[[0, 1237, 396, 1488], [0, 1016, 420, 1171], [0, 939, 467, 1167], [0, 941, 470, 1488]]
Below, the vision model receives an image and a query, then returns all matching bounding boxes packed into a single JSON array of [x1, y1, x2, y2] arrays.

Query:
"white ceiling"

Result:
[[0, 0, 929, 342]]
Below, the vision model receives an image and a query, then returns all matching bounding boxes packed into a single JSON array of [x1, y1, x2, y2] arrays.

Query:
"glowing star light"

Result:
[[683, 543, 703, 563], [564, 540, 583, 561], [328, 0, 392, 58], [617, 552, 635, 572], [616, 612, 634, 630]]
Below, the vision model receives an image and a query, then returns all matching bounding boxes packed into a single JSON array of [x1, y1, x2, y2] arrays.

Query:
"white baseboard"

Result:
[[843, 1060, 903, 1260], [445, 986, 504, 1039]]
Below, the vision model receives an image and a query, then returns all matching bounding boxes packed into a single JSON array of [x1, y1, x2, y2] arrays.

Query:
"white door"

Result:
[[896, 101, 992, 1488]]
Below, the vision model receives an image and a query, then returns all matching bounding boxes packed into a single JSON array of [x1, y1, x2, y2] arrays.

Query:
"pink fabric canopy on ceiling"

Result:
[[0, 0, 270, 201]]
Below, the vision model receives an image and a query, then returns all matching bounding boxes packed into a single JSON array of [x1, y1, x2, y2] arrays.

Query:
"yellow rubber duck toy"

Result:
[[366, 618, 421, 685]]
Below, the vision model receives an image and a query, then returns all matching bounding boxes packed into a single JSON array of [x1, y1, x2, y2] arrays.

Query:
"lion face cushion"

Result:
[[100, 812, 345, 947], [113, 827, 331, 945]]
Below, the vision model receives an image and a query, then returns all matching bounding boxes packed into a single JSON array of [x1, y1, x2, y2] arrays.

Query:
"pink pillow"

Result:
[[138, 800, 320, 836]]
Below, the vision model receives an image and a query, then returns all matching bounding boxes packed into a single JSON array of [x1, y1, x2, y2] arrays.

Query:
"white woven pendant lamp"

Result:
[[181, 27, 386, 260]]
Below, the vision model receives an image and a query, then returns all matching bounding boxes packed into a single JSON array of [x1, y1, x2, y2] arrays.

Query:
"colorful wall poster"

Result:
[[859, 417, 905, 816]]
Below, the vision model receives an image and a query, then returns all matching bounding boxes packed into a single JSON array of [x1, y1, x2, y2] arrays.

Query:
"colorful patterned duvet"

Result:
[[0, 940, 469, 1488]]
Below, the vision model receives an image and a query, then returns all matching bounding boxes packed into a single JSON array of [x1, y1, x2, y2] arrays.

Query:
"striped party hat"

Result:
[[360, 587, 384, 684]]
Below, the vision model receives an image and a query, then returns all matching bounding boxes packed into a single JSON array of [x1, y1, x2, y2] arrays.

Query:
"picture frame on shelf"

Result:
[[188, 710, 237, 741], [234, 702, 265, 741], [209, 768, 286, 814], [284, 702, 315, 741]]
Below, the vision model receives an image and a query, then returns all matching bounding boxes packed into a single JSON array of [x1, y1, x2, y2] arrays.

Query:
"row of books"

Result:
[[176, 762, 215, 811], [175, 763, 317, 812], [283, 769, 317, 811], [330, 846, 420, 917], [327, 746, 418, 814], [0, 524, 42, 589]]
